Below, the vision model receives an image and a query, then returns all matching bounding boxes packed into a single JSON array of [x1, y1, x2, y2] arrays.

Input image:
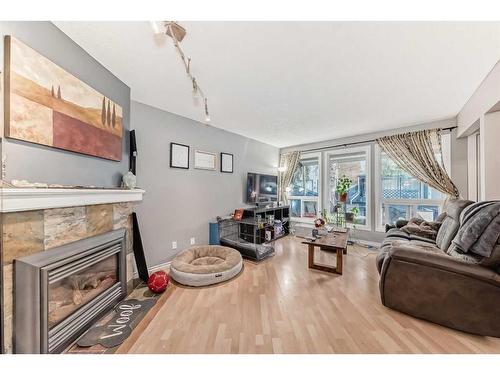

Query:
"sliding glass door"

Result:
[[288, 153, 321, 222], [325, 146, 371, 229]]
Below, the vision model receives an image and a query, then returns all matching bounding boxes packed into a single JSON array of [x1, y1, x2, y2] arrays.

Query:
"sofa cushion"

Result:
[[376, 237, 443, 273], [446, 244, 482, 265], [381, 237, 403, 248], [382, 235, 435, 247], [452, 201, 500, 258], [478, 241, 500, 271], [435, 198, 473, 251], [400, 220, 440, 240], [409, 234, 437, 244], [385, 228, 410, 240], [378, 199, 474, 276]]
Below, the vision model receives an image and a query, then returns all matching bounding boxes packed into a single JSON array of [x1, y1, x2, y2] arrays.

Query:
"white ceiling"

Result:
[[54, 21, 500, 148]]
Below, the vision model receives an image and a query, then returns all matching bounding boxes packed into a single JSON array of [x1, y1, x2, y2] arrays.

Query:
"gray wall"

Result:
[[131, 101, 279, 266], [281, 118, 467, 244], [0, 21, 130, 187]]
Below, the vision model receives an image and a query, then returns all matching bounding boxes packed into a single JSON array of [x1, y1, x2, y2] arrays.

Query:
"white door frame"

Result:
[[323, 145, 372, 231]]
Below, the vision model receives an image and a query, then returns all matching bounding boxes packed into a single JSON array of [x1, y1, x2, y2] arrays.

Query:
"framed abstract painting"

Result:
[[3, 36, 123, 161]]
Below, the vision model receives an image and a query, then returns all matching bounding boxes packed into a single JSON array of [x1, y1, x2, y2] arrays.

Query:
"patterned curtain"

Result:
[[377, 129, 460, 198], [278, 151, 302, 204]]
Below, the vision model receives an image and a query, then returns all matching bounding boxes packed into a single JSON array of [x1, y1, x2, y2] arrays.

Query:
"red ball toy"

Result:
[[147, 270, 170, 293]]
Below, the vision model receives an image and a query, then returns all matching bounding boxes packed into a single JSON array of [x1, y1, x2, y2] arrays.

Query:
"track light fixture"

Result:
[[151, 21, 211, 124], [204, 98, 210, 122]]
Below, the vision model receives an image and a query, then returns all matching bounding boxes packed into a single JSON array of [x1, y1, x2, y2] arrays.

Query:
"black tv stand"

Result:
[[254, 201, 278, 208], [218, 205, 290, 261]]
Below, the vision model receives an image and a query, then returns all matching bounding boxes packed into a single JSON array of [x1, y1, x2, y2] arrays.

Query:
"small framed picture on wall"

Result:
[[221, 152, 234, 173], [170, 142, 190, 169], [194, 150, 217, 170]]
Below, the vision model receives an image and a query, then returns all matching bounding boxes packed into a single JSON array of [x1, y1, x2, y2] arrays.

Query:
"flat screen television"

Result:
[[246, 173, 278, 204]]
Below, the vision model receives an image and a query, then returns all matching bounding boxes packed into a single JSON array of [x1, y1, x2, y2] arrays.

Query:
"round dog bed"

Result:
[[170, 245, 243, 287]]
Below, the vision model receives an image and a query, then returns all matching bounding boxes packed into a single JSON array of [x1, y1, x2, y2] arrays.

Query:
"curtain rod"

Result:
[[297, 126, 458, 154]]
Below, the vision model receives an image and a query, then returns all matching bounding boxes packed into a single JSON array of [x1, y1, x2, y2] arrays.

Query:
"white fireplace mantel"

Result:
[[0, 188, 145, 213]]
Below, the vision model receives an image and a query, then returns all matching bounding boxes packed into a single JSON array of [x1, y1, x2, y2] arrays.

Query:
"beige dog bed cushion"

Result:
[[170, 245, 243, 286]]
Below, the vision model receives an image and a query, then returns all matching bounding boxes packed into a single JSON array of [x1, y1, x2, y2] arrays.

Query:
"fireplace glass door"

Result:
[[48, 254, 119, 329]]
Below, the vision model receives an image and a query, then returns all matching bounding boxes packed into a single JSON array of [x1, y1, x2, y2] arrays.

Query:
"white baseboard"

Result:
[[132, 260, 171, 279]]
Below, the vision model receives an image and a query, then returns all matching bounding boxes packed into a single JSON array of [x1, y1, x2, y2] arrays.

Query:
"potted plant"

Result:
[[336, 175, 352, 202]]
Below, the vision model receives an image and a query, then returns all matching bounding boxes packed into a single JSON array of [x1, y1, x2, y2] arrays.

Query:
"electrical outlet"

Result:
[[172, 241, 177, 250], [190, 237, 196, 245]]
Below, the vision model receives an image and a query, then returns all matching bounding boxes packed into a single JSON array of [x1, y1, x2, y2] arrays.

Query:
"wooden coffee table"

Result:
[[302, 229, 350, 275]]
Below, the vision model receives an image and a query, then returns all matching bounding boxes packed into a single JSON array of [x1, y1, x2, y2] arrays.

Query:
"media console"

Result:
[[218, 205, 290, 261]]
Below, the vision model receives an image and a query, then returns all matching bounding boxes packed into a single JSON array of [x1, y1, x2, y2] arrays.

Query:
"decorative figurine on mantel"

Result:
[[122, 170, 137, 189]]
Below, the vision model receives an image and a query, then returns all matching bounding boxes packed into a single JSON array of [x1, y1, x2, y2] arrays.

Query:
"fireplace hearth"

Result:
[[15, 229, 127, 353]]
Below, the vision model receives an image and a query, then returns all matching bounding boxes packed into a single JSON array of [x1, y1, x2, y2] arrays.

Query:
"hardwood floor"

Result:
[[120, 236, 500, 354]]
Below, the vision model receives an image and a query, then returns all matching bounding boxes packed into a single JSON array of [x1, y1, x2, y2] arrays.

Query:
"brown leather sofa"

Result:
[[376, 199, 500, 337]]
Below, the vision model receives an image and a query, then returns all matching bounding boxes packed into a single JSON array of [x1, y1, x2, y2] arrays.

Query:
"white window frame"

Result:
[[323, 145, 372, 231], [375, 198, 445, 232], [374, 135, 450, 231], [288, 152, 322, 223], [467, 131, 481, 201]]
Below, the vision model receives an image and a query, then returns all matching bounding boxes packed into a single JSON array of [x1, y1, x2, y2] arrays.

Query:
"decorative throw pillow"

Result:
[[401, 219, 442, 240], [401, 222, 421, 234], [408, 217, 425, 226]]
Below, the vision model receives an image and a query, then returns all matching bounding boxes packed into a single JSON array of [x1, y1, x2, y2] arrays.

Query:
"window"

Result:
[[375, 134, 450, 230], [325, 146, 371, 229], [285, 132, 451, 234], [288, 153, 321, 221]]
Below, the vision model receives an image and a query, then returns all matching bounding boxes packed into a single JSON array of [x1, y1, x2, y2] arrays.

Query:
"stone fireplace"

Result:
[[0, 188, 145, 353]]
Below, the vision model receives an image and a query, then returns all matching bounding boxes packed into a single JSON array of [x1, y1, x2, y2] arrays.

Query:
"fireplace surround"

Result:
[[0, 187, 145, 353], [15, 228, 127, 354]]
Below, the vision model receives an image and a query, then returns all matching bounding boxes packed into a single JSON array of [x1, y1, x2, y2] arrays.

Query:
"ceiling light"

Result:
[[204, 98, 210, 123], [150, 21, 162, 35], [164, 21, 186, 42]]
